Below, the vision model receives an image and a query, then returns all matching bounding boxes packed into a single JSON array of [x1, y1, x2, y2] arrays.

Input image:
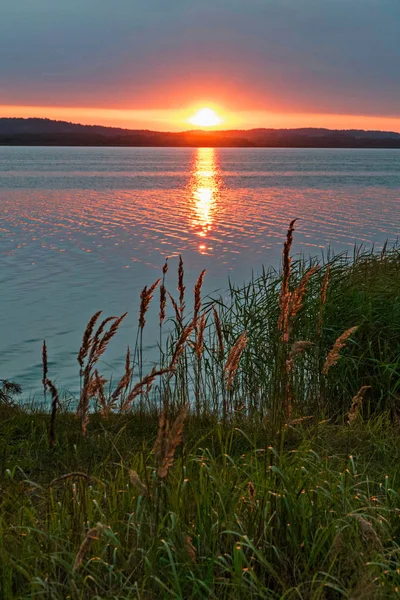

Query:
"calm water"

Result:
[[1, 146, 399, 396]]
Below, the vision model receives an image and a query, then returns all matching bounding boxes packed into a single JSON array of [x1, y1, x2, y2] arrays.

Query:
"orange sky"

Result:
[[2, 104, 400, 133]]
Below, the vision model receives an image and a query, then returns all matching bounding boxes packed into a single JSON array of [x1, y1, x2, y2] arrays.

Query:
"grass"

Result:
[[2, 224, 400, 598], [2, 410, 400, 598]]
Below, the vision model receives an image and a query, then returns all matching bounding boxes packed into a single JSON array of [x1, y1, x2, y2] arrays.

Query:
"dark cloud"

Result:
[[1, 0, 399, 115]]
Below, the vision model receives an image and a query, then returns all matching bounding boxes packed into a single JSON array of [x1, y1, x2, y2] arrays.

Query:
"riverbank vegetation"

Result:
[[1, 223, 400, 598]]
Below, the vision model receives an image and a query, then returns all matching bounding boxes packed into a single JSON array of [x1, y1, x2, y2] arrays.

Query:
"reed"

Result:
[[317, 264, 330, 335], [347, 385, 370, 424], [322, 326, 358, 375], [77, 311, 127, 434], [169, 320, 195, 370], [194, 311, 206, 415], [178, 254, 185, 321], [193, 269, 206, 328], [120, 367, 173, 411], [77, 310, 102, 372], [153, 404, 188, 479], [224, 331, 248, 392], [213, 306, 224, 359], [277, 218, 297, 339], [110, 346, 131, 407], [46, 378, 59, 448], [42, 340, 48, 399]]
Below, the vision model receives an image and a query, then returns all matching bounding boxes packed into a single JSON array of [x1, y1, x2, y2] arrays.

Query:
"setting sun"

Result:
[[189, 107, 222, 128]]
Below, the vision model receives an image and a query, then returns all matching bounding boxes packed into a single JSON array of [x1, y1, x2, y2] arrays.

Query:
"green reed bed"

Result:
[[1, 222, 400, 598]]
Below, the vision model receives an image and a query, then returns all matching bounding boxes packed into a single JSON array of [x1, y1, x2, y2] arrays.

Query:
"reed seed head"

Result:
[[213, 307, 224, 358], [194, 270, 206, 328], [168, 292, 182, 326], [78, 310, 102, 369], [323, 326, 358, 375], [160, 284, 167, 325], [170, 320, 195, 369], [139, 280, 161, 329], [153, 404, 188, 478], [194, 312, 207, 361], [224, 331, 248, 390], [347, 385, 370, 424]]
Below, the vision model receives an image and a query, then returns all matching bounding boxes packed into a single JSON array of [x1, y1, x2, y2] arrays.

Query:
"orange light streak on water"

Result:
[[189, 148, 220, 252]]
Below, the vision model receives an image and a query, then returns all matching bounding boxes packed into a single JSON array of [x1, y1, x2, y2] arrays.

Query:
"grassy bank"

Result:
[[2, 410, 400, 598], [2, 223, 400, 598]]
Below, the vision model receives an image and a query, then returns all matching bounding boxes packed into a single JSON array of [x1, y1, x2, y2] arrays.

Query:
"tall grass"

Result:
[[2, 223, 400, 598]]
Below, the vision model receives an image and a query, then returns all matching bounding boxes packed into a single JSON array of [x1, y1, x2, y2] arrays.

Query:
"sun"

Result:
[[189, 107, 222, 128]]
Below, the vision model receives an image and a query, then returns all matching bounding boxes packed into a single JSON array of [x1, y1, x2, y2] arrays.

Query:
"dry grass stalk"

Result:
[[290, 267, 318, 319], [347, 386, 370, 424], [120, 367, 173, 411], [278, 219, 297, 336], [128, 470, 148, 496], [78, 368, 108, 434], [318, 265, 331, 334], [73, 523, 104, 572], [178, 255, 185, 318], [168, 292, 182, 326], [93, 369, 108, 416], [185, 536, 197, 563], [42, 340, 48, 397], [170, 320, 195, 369], [194, 312, 207, 361], [224, 332, 248, 390], [153, 404, 188, 478], [46, 378, 59, 449], [77, 311, 127, 433], [322, 326, 358, 375], [89, 313, 127, 366], [162, 258, 169, 276], [281, 265, 317, 343], [110, 347, 132, 404], [78, 310, 102, 371], [139, 280, 161, 329], [193, 270, 206, 328], [213, 307, 224, 358], [160, 284, 167, 325]]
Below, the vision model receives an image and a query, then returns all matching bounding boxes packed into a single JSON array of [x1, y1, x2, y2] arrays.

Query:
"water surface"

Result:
[[1, 147, 399, 395]]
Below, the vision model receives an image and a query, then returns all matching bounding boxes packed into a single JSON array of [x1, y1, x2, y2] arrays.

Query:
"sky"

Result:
[[1, 0, 400, 132]]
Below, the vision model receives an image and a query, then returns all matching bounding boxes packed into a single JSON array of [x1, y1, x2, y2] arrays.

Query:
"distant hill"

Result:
[[1, 117, 400, 148]]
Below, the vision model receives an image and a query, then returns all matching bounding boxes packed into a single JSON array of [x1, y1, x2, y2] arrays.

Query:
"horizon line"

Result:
[[1, 115, 400, 136], [1, 105, 400, 134]]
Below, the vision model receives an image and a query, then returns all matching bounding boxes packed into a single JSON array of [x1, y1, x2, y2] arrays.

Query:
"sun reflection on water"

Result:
[[190, 148, 220, 252]]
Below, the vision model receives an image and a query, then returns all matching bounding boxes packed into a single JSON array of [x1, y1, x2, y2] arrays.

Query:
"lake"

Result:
[[1, 146, 399, 396]]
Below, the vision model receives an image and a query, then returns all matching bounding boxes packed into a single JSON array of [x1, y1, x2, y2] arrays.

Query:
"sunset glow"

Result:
[[1, 104, 400, 133], [189, 108, 222, 128]]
